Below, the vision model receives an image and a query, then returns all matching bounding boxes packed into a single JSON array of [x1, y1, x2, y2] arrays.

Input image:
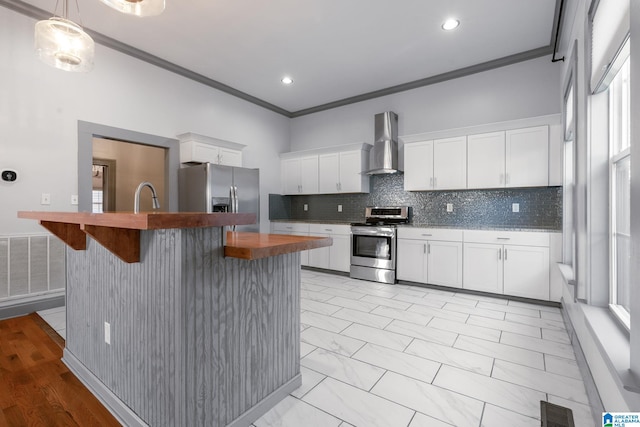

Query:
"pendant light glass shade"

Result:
[[99, 0, 165, 17], [34, 17, 95, 72]]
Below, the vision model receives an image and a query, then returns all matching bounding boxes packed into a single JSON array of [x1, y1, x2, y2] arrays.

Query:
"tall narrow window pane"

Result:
[[609, 54, 631, 327], [613, 155, 630, 312]]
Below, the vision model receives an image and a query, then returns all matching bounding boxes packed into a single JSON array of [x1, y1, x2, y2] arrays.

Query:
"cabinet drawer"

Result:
[[271, 222, 310, 233], [308, 224, 351, 235], [463, 230, 549, 246], [397, 228, 463, 242]]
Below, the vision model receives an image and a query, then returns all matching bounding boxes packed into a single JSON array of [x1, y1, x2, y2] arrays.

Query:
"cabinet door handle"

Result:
[[499, 173, 504, 185], [498, 248, 502, 260], [427, 243, 431, 254], [504, 248, 508, 260], [506, 173, 510, 185], [434, 177, 438, 188], [430, 177, 433, 188], [423, 244, 426, 254], [496, 237, 510, 240], [339, 183, 342, 191], [324, 229, 332, 232]]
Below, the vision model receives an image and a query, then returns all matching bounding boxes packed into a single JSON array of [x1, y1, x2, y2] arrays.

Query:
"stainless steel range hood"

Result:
[[366, 111, 400, 175]]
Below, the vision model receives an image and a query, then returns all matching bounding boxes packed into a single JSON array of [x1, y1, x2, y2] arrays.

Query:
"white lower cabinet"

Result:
[[397, 228, 463, 288], [463, 230, 550, 300], [270, 222, 310, 266], [307, 224, 351, 273]]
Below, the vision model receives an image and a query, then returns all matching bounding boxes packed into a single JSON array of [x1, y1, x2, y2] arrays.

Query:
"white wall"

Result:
[[0, 7, 289, 235], [290, 55, 561, 151]]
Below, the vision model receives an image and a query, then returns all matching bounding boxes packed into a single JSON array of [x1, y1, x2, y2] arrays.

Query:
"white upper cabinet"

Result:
[[319, 149, 370, 194], [178, 132, 244, 166], [403, 140, 434, 191], [433, 136, 467, 189], [467, 131, 506, 188], [505, 126, 549, 187], [281, 155, 319, 195], [403, 137, 466, 190], [282, 143, 370, 195], [467, 126, 549, 189], [338, 150, 370, 193]]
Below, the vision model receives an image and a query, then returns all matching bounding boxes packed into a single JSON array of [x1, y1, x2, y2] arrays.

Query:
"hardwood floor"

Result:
[[0, 313, 120, 426]]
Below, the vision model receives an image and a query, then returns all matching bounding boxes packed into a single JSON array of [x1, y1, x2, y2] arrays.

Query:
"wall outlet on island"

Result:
[[512, 203, 520, 213], [104, 321, 111, 345], [303, 203, 308, 211], [337, 204, 343, 212], [446, 203, 453, 213]]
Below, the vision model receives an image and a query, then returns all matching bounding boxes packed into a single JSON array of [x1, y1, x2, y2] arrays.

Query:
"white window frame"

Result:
[[608, 55, 631, 330]]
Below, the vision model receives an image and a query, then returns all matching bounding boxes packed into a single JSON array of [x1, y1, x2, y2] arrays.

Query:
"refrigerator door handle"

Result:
[[233, 186, 239, 213]]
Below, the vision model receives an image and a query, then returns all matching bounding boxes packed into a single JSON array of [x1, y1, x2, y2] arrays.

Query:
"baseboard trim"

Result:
[[228, 374, 302, 427], [560, 303, 604, 426], [64, 347, 301, 427], [63, 349, 148, 427], [0, 291, 65, 320]]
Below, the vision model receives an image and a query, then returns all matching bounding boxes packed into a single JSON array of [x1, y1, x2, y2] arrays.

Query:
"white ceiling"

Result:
[[5, 0, 560, 116]]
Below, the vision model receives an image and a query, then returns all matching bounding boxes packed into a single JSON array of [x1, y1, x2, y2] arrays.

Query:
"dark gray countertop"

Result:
[[270, 219, 561, 232]]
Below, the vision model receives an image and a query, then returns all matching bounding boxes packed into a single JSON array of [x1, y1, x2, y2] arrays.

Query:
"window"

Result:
[[609, 55, 631, 328], [562, 46, 577, 271]]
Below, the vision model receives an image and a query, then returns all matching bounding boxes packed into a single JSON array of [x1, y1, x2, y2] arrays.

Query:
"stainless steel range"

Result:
[[350, 206, 410, 284]]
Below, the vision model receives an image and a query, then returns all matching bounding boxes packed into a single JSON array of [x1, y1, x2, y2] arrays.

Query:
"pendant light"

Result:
[[98, 0, 165, 17], [34, 0, 95, 72]]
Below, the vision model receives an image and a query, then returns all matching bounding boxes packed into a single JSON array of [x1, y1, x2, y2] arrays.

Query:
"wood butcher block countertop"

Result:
[[17, 211, 331, 262], [17, 211, 257, 230], [225, 232, 332, 260]]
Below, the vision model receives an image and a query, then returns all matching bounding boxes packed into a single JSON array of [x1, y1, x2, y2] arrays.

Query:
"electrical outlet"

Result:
[[303, 203, 308, 211], [446, 203, 453, 212], [71, 195, 79, 205], [104, 322, 111, 345], [512, 203, 520, 213], [337, 204, 343, 212], [41, 193, 51, 205]]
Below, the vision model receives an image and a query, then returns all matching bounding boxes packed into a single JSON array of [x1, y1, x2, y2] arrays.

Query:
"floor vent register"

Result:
[[540, 401, 576, 427]]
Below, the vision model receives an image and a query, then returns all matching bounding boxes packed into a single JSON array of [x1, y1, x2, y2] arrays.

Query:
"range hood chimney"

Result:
[[366, 111, 399, 175]]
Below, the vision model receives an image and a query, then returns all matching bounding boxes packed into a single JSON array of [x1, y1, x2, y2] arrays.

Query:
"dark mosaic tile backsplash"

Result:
[[269, 173, 562, 230]]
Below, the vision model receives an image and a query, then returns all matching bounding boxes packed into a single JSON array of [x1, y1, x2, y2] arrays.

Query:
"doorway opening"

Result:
[[92, 138, 166, 212], [77, 121, 179, 213]]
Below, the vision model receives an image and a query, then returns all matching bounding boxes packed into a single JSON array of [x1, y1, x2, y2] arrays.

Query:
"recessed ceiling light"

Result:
[[281, 76, 293, 85], [442, 19, 460, 31]]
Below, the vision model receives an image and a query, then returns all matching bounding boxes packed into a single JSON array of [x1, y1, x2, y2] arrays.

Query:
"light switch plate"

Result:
[[104, 322, 111, 345], [446, 203, 453, 212], [71, 195, 79, 205], [512, 203, 520, 213], [41, 193, 51, 205]]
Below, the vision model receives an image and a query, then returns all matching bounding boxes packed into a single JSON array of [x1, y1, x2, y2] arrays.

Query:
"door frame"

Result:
[[78, 121, 179, 213]]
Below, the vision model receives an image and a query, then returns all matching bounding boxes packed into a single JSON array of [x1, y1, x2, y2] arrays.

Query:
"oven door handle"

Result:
[[351, 228, 395, 237]]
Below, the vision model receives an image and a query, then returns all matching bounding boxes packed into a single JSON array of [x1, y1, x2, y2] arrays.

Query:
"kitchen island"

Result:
[[18, 211, 332, 427]]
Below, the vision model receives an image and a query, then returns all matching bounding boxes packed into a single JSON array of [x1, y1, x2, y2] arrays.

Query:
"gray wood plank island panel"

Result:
[[63, 226, 304, 427]]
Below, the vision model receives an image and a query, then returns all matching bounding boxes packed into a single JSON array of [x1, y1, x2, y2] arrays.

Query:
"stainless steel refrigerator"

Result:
[[178, 163, 260, 232]]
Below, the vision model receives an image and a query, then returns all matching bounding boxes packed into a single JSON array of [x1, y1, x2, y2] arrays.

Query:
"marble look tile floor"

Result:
[[38, 270, 598, 427]]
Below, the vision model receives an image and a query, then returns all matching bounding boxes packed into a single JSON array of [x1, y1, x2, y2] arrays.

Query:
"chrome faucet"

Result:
[[134, 181, 160, 214]]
